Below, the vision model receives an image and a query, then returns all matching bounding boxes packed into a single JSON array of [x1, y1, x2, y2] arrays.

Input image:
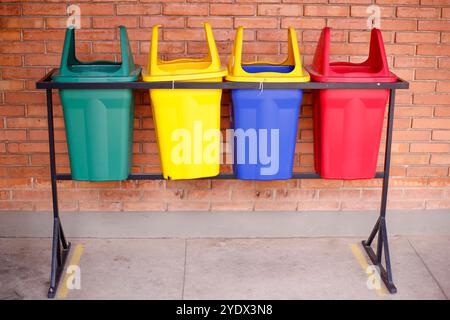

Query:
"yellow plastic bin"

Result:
[[142, 23, 227, 180]]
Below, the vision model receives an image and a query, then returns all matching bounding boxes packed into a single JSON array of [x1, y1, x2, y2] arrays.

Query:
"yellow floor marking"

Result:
[[57, 244, 84, 299], [350, 243, 387, 296]]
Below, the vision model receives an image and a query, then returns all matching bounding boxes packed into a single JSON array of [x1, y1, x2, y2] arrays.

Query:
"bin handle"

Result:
[[118, 26, 136, 77], [149, 22, 220, 76], [229, 26, 304, 77], [229, 26, 244, 77], [59, 28, 81, 75], [363, 28, 390, 76], [59, 26, 134, 76], [203, 22, 220, 69], [312, 27, 390, 77], [311, 27, 331, 77], [149, 24, 162, 76], [285, 26, 302, 72]]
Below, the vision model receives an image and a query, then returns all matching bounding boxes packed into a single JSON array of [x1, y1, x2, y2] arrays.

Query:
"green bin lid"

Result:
[[53, 26, 140, 83]]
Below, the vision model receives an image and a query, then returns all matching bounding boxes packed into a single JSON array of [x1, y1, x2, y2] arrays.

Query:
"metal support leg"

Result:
[[46, 89, 71, 299], [362, 89, 397, 294]]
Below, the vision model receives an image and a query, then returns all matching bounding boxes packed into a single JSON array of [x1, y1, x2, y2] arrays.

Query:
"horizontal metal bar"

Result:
[[36, 69, 409, 90], [56, 172, 384, 181]]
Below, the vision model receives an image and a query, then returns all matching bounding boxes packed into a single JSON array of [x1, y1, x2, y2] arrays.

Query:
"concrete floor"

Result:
[[0, 236, 449, 300]]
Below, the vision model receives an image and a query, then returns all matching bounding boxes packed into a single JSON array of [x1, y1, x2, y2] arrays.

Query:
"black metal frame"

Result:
[[36, 68, 408, 298]]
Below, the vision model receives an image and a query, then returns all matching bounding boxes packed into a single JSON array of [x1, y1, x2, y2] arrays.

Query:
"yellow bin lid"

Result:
[[226, 26, 310, 83], [142, 23, 227, 82]]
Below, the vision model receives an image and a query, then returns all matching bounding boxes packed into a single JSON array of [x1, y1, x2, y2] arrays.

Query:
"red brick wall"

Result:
[[1, 1, 449, 212]]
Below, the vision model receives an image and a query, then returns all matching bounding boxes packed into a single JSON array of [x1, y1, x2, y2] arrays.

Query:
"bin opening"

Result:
[[329, 63, 384, 76], [68, 64, 122, 74], [242, 65, 295, 74]]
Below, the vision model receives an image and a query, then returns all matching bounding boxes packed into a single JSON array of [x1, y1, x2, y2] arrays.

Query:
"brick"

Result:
[[397, 7, 440, 18], [187, 189, 230, 201], [298, 201, 340, 211], [391, 154, 430, 165], [413, 119, 450, 129], [428, 178, 450, 187], [45, 17, 92, 29], [426, 200, 450, 210], [432, 130, 450, 141], [259, 4, 302, 16], [22, 3, 66, 16], [419, 20, 450, 31], [350, 5, 394, 17], [410, 143, 450, 153], [211, 201, 254, 211], [0, 42, 45, 54], [0, 4, 20, 16], [394, 57, 436, 68], [0, 155, 28, 166], [443, 8, 450, 18], [4, 92, 45, 104], [439, 58, 450, 69], [187, 17, 233, 29], [395, 32, 440, 44], [417, 45, 450, 56], [380, 20, 417, 31], [393, 130, 431, 141], [93, 17, 138, 29], [123, 201, 167, 212], [414, 94, 450, 105], [407, 166, 448, 177], [117, 4, 161, 15], [0, 17, 44, 29], [0, 56, 22, 67], [78, 3, 115, 16], [211, 4, 255, 16], [0, 178, 32, 189], [235, 17, 279, 29], [24, 54, 60, 67], [275, 189, 315, 201], [319, 189, 361, 200], [79, 201, 122, 212], [0, 201, 33, 211], [231, 189, 273, 201], [430, 154, 450, 165], [140, 16, 185, 28], [23, 30, 66, 42], [0, 30, 21, 41], [255, 201, 298, 211], [305, 5, 348, 16], [416, 70, 450, 80], [163, 3, 208, 16], [388, 200, 425, 210], [300, 179, 343, 189], [0, 80, 24, 91], [328, 18, 375, 30]]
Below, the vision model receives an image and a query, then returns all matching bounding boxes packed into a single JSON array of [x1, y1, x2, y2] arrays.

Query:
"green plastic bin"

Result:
[[53, 26, 140, 181]]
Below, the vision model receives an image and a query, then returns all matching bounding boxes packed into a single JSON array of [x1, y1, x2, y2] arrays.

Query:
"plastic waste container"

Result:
[[53, 26, 140, 181], [142, 23, 227, 180], [226, 26, 309, 180], [307, 27, 397, 180]]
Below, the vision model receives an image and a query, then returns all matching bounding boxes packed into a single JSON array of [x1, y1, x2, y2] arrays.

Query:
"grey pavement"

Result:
[[0, 236, 448, 300]]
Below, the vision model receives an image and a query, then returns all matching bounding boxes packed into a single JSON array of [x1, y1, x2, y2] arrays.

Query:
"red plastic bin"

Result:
[[307, 27, 397, 180]]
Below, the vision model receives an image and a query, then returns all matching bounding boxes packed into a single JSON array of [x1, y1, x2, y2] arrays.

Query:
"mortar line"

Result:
[[406, 237, 448, 300]]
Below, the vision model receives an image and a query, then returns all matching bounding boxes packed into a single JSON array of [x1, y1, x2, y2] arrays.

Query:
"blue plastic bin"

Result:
[[231, 65, 303, 180]]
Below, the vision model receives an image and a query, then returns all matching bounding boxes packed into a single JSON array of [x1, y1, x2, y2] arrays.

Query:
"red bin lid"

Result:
[[307, 27, 397, 83]]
